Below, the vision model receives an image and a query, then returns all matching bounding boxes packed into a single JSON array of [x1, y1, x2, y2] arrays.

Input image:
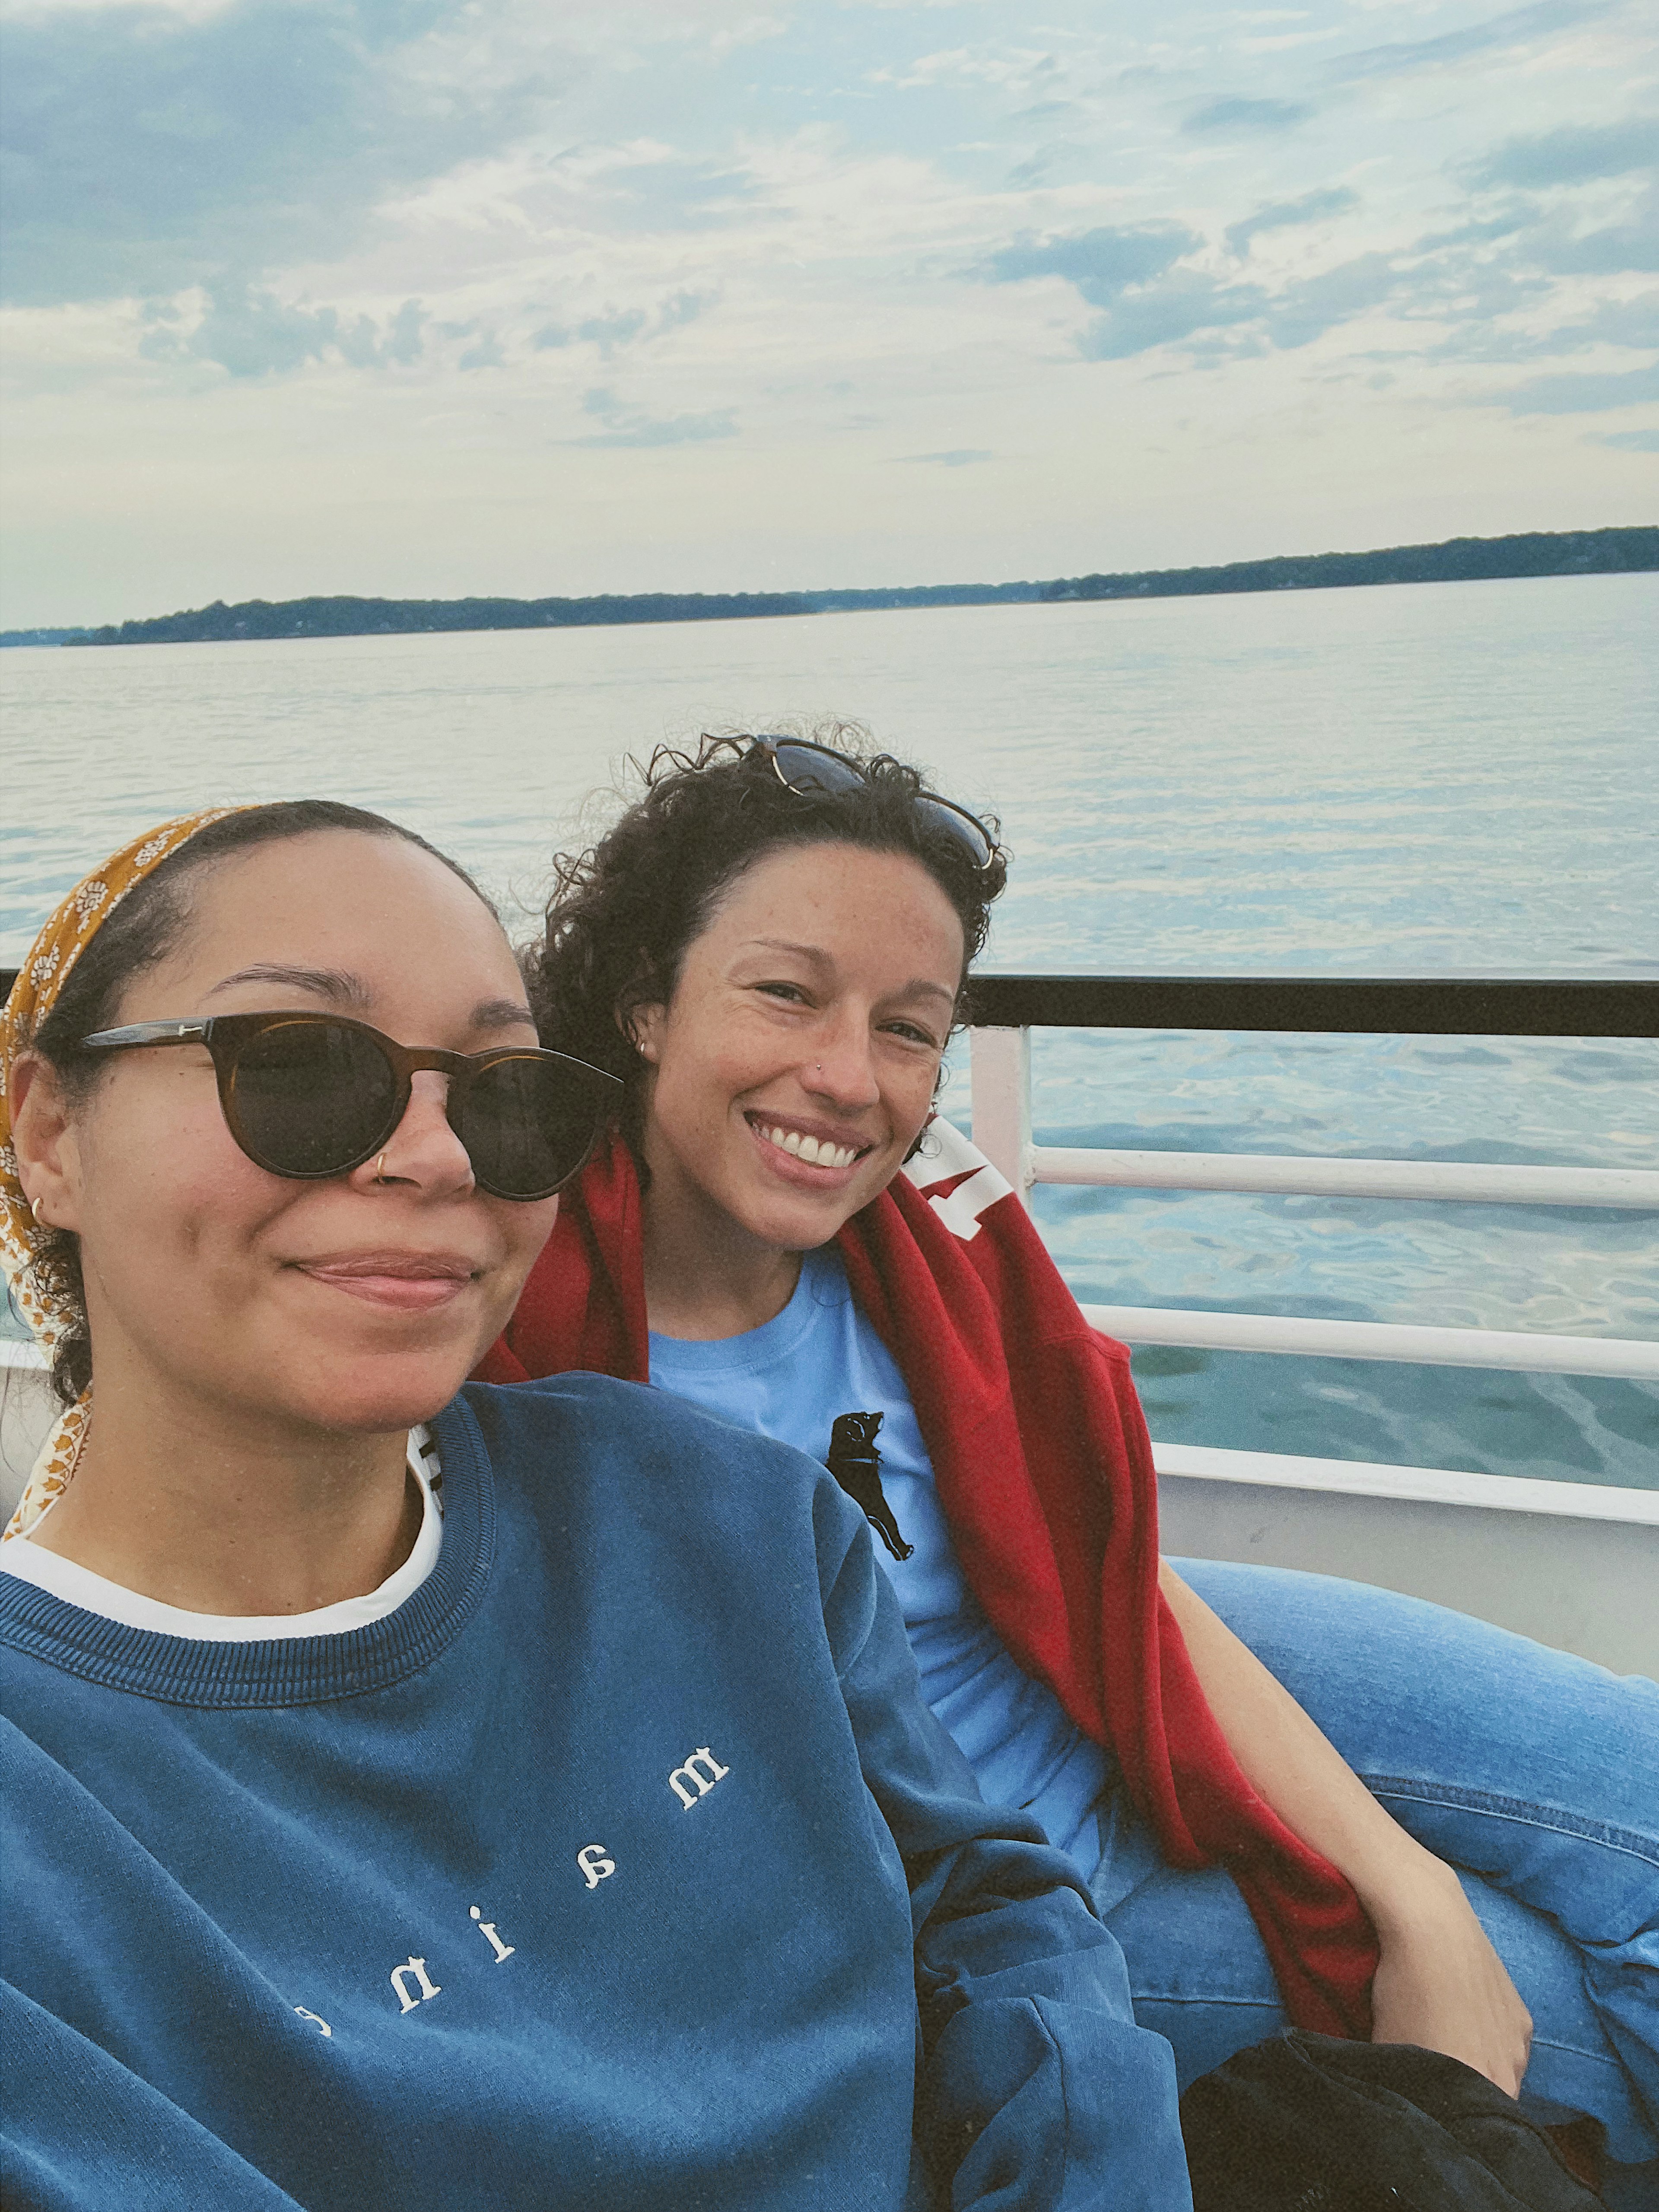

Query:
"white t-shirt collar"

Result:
[[0, 1427, 442, 1642]]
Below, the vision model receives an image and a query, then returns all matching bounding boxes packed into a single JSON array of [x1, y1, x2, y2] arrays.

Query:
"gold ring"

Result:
[[374, 1153, 388, 1182]]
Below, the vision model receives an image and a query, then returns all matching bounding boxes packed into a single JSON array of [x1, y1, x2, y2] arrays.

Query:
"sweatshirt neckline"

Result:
[[0, 1398, 493, 1709], [0, 1429, 442, 1642]]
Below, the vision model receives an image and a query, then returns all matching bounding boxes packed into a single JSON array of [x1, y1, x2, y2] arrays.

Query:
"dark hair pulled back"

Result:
[[524, 731, 1008, 1158], [17, 799, 490, 1405]]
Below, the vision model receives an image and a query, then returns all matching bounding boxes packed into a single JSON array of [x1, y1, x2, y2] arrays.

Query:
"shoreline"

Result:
[[6, 525, 1653, 650]]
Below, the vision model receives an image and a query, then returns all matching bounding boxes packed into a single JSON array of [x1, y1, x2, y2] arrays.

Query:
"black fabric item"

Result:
[[1179, 2031, 1603, 2212]]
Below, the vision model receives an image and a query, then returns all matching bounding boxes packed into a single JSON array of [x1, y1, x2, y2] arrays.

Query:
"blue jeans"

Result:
[[1088, 1560, 1659, 2183]]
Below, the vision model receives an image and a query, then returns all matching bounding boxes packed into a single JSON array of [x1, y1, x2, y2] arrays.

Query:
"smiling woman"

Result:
[[490, 732, 1659, 2196], [6, 806, 568, 1518], [0, 801, 1183, 2210], [522, 733, 1004, 1340], [629, 839, 966, 1336]]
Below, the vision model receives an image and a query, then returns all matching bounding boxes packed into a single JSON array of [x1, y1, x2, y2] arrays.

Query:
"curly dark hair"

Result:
[[523, 731, 1009, 1156], [15, 800, 490, 1405]]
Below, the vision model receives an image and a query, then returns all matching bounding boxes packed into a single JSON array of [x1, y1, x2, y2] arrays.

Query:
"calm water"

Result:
[[4, 575, 1656, 1484]]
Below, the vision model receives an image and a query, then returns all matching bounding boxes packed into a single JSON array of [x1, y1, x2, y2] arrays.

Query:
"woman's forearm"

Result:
[[1157, 1560, 1452, 1925], [1157, 1560, 1532, 2088]]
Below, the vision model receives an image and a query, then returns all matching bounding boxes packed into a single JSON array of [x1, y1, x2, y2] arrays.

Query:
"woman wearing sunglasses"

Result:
[[485, 734, 1659, 2195], [1, 801, 1192, 2211]]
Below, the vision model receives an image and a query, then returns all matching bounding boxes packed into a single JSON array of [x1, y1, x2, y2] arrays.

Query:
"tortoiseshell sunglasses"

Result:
[[79, 1011, 619, 1200]]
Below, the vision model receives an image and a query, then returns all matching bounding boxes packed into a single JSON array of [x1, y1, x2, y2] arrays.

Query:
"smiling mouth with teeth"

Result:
[[754, 1121, 865, 1171]]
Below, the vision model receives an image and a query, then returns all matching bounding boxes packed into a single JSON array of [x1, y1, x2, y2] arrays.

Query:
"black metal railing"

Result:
[[5, 969, 1656, 1038], [965, 975, 1659, 1036]]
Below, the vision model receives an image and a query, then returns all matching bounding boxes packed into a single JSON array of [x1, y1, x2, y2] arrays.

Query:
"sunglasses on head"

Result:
[[751, 737, 997, 872], [77, 1011, 620, 1201]]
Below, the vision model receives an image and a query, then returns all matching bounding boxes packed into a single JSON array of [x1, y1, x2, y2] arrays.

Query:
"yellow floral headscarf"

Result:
[[2, 810, 254, 1538]]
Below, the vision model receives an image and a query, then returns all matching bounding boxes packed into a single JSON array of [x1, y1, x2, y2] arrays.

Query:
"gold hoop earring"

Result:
[[30, 1196, 46, 1225], [374, 1153, 389, 1183]]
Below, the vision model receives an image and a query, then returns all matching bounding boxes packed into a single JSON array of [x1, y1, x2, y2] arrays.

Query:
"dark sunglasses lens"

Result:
[[459, 1056, 607, 1199], [914, 796, 992, 868], [231, 1020, 397, 1176], [769, 741, 867, 798]]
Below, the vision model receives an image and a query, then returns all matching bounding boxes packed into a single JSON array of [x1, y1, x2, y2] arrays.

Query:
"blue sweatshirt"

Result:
[[1, 1376, 1188, 2212]]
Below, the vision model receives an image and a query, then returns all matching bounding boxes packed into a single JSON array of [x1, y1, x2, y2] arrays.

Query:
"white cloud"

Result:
[[569, 386, 739, 445], [0, 0, 572, 308]]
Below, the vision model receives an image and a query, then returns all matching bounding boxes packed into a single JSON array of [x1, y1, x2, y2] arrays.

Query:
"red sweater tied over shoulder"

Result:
[[477, 1122, 1379, 2037]]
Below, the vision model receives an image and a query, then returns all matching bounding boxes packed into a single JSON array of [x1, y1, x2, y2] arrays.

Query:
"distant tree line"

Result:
[[7, 527, 1649, 649], [803, 583, 1042, 610], [63, 592, 821, 647], [54, 582, 1048, 647], [1039, 528, 1657, 603]]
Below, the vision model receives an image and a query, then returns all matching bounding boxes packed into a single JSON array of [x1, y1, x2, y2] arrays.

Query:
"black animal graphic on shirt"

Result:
[[825, 1412, 913, 1563]]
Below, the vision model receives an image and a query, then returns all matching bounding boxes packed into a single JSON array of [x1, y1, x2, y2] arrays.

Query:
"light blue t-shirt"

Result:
[[648, 1246, 1109, 1870]]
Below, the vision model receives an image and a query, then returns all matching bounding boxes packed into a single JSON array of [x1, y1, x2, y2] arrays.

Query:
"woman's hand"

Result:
[[1154, 1566, 1534, 2096], [1368, 1863, 1532, 2097]]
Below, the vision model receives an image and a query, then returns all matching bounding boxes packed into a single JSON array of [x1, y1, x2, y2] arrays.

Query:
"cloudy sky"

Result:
[[1, 0, 1654, 626]]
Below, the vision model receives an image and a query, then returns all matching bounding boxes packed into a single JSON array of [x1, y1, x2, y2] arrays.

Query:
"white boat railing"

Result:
[[1081, 1306, 1659, 1380], [1031, 1144, 1657, 1210], [968, 1009, 1659, 1386], [961, 979, 1658, 1669]]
